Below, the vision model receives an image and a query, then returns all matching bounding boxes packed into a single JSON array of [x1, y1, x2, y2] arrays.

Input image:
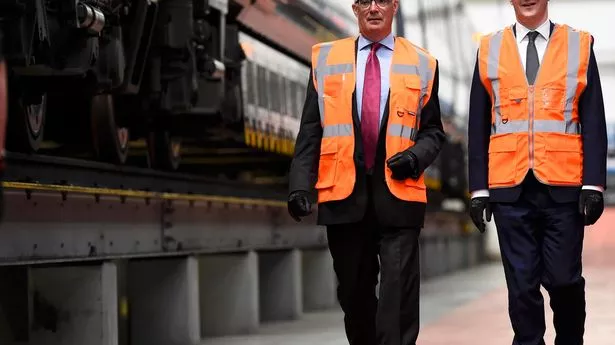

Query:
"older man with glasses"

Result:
[[288, 0, 445, 344]]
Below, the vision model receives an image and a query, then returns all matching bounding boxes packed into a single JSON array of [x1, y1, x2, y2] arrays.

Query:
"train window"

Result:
[[284, 78, 291, 116], [289, 81, 296, 119], [270, 71, 280, 113], [246, 61, 255, 106], [291, 81, 303, 119], [279, 74, 288, 115], [257, 65, 268, 108]]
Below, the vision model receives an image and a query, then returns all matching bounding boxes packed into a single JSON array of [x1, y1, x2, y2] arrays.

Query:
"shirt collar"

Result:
[[515, 19, 551, 43], [358, 31, 395, 51]]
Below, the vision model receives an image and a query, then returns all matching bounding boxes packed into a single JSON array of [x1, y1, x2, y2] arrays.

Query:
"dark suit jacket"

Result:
[[289, 38, 445, 228], [468, 22, 607, 203]]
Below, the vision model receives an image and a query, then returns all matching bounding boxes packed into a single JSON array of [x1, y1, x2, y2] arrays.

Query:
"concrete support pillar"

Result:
[[421, 237, 445, 279], [448, 236, 465, 271], [28, 262, 118, 345], [128, 257, 200, 345], [466, 234, 480, 266], [258, 249, 302, 322], [0, 266, 29, 344], [301, 248, 336, 311], [199, 251, 259, 337]]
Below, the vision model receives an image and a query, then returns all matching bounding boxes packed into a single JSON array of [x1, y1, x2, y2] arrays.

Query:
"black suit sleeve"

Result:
[[467, 52, 492, 193], [580, 37, 607, 189], [289, 68, 323, 194], [407, 61, 446, 178]]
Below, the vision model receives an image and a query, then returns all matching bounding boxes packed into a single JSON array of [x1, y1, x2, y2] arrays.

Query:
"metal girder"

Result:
[[0, 189, 325, 266]]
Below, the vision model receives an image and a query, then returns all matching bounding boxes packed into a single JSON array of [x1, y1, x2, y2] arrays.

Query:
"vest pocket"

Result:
[[488, 134, 518, 185], [544, 133, 582, 184], [403, 76, 422, 114], [315, 139, 338, 189], [540, 87, 566, 111], [500, 87, 527, 122]]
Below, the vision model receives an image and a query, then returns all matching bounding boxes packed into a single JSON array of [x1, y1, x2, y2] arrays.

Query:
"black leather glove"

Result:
[[288, 190, 312, 222], [578, 190, 604, 226], [386, 150, 418, 180], [470, 197, 491, 233]]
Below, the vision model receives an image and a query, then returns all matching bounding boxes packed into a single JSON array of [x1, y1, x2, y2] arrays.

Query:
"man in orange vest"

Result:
[[288, 0, 445, 344], [468, 0, 607, 344]]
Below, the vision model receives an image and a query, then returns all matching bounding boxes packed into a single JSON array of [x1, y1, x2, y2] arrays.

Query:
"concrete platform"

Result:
[[202, 208, 615, 345]]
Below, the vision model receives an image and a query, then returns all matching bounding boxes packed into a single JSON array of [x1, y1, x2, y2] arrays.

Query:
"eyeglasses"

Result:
[[354, 0, 393, 9]]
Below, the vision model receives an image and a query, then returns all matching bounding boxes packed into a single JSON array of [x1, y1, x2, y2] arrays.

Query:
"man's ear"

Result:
[[352, 4, 359, 18]]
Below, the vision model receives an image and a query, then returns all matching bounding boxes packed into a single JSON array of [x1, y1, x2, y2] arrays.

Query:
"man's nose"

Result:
[[368, 1, 379, 12]]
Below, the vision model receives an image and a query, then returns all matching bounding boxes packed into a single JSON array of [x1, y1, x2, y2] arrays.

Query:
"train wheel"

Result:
[[7, 92, 46, 153], [147, 129, 181, 171], [90, 94, 129, 165]]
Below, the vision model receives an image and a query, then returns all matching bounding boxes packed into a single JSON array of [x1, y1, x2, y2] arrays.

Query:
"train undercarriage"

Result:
[[0, 0, 246, 172]]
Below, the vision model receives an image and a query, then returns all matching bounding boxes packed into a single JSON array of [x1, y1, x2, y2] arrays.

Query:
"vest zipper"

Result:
[[529, 85, 534, 168]]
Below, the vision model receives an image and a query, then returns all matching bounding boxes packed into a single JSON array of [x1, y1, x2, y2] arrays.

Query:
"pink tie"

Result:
[[361, 42, 382, 171]]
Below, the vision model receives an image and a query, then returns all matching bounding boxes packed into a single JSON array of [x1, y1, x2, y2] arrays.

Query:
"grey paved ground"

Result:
[[202, 262, 506, 345]]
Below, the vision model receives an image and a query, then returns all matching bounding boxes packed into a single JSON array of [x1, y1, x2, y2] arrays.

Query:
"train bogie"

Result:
[[0, 0, 239, 170]]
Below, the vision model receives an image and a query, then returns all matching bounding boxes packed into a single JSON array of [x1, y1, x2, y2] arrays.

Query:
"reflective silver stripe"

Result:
[[564, 27, 581, 134], [534, 119, 580, 134], [315, 43, 333, 123], [391, 63, 419, 75], [492, 120, 527, 134], [492, 119, 580, 134], [388, 123, 416, 140], [323, 123, 353, 137], [415, 50, 431, 141], [314, 43, 354, 124], [487, 31, 504, 134], [417, 50, 432, 102]]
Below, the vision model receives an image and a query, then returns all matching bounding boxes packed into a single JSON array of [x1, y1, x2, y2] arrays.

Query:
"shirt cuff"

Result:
[[582, 185, 604, 193], [471, 189, 489, 199]]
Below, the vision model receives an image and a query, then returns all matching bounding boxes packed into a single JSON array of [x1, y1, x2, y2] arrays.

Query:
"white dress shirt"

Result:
[[356, 32, 394, 125], [471, 19, 603, 199]]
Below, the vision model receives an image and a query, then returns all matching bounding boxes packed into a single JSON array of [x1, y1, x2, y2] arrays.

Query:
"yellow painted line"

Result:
[[2, 182, 287, 207]]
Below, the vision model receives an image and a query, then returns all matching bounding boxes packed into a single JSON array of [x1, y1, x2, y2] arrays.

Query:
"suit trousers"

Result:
[[491, 177, 586, 345], [326, 177, 421, 345]]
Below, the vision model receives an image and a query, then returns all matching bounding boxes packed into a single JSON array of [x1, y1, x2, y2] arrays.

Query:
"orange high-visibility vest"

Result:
[[310, 37, 437, 203], [478, 24, 591, 188]]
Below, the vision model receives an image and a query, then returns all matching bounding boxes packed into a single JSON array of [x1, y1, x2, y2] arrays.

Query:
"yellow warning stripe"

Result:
[[2, 182, 287, 207]]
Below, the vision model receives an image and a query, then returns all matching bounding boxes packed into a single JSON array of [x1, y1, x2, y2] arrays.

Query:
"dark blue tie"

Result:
[[526, 31, 540, 85]]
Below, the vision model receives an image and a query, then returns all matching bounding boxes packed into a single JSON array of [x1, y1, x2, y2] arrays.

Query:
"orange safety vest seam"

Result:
[[310, 37, 437, 203], [478, 24, 591, 188]]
